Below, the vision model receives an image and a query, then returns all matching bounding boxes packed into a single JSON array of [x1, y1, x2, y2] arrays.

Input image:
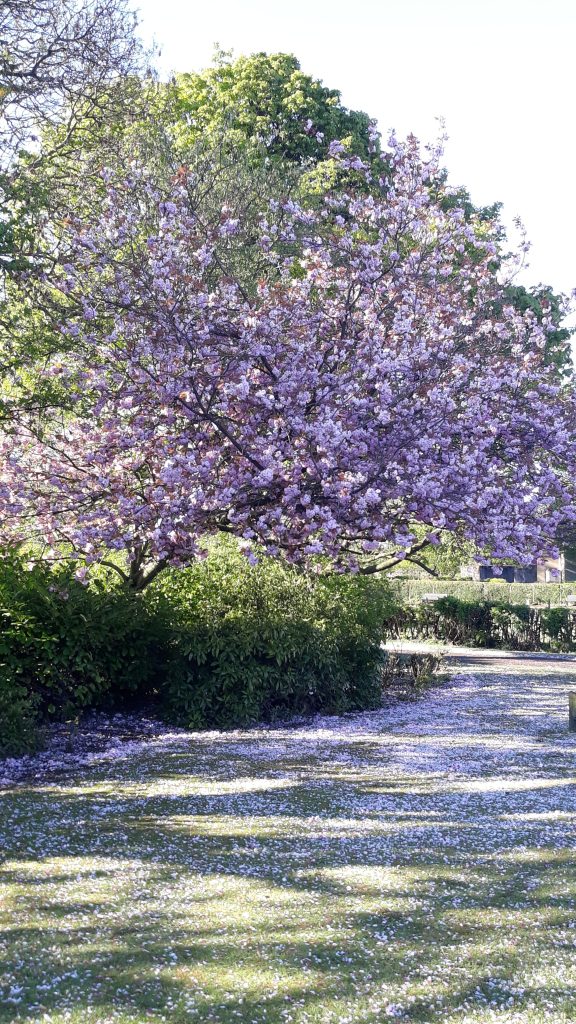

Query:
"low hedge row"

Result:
[[0, 544, 395, 755], [390, 595, 576, 651], [390, 579, 576, 607]]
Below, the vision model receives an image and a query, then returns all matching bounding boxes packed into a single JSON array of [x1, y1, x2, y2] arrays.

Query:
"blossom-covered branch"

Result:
[[2, 133, 575, 586]]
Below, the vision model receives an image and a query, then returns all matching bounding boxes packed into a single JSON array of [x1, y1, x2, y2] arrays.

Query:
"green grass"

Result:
[[2, 661, 576, 1023]]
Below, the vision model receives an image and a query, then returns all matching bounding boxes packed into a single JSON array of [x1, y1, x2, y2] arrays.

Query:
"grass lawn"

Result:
[[2, 653, 576, 1023]]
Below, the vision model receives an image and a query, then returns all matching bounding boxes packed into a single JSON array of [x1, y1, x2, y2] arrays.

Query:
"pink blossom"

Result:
[[1, 133, 575, 587]]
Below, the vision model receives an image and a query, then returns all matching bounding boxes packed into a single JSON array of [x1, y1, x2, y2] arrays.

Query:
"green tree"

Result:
[[0, 3, 147, 427], [172, 51, 375, 165]]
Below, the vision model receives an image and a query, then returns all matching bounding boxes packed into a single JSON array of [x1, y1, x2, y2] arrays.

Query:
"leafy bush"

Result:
[[0, 555, 169, 753], [0, 544, 399, 753], [146, 541, 393, 729], [540, 607, 575, 650]]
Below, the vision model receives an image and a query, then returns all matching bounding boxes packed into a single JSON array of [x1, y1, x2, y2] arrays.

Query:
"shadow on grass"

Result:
[[2, 667, 576, 1021]]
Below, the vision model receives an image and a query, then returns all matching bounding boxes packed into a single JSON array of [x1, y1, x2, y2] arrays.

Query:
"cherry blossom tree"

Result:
[[1, 133, 575, 588]]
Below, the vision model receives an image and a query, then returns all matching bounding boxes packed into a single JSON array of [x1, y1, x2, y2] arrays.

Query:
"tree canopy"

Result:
[[172, 51, 375, 165], [0, 0, 145, 161], [1, 33, 574, 585], [0, 0, 146, 417], [2, 135, 575, 587]]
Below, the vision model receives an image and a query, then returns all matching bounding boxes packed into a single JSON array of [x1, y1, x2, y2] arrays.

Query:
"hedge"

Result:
[[389, 595, 576, 651], [390, 579, 576, 608]]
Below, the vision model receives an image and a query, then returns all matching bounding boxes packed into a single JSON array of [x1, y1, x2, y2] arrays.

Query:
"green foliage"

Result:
[[146, 541, 392, 729], [0, 555, 169, 753], [0, 630, 41, 757], [391, 578, 576, 606], [540, 606, 575, 649], [173, 52, 374, 166], [0, 544, 398, 753], [392, 594, 576, 651]]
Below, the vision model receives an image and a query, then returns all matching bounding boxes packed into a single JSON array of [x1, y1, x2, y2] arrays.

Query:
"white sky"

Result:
[[135, 0, 575, 311]]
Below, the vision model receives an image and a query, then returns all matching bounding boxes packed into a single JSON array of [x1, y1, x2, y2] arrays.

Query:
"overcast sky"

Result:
[[135, 0, 575, 313]]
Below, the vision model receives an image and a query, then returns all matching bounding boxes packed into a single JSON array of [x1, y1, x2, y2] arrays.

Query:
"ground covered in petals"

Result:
[[2, 648, 576, 1023]]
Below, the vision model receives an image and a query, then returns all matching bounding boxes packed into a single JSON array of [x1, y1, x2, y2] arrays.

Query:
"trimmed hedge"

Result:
[[390, 578, 576, 607], [390, 595, 576, 651]]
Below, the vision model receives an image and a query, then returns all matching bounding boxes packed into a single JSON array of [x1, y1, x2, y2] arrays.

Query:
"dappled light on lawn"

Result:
[[2, 654, 576, 1021]]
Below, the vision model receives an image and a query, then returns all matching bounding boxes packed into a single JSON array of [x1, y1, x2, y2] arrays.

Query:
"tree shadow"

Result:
[[2, 666, 576, 1020]]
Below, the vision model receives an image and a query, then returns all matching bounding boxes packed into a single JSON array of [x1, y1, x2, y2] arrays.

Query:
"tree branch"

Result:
[[357, 538, 433, 576]]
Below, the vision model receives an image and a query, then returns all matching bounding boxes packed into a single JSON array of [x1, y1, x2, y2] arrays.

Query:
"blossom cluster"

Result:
[[2, 133, 575, 583]]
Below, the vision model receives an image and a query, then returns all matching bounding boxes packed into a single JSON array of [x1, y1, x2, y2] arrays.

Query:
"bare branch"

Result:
[[0, 0, 148, 163]]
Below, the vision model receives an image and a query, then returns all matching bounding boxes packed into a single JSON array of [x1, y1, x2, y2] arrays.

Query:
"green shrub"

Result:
[[146, 541, 393, 729], [0, 611, 41, 756], [540, 607, 576, 651], [0, 555, 169, 752], [0, 544, 398, 752], [390, 593, 576, 652]]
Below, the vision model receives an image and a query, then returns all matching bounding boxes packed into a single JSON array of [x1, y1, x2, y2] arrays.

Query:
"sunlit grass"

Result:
[[2, 660, 576, 1021]]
